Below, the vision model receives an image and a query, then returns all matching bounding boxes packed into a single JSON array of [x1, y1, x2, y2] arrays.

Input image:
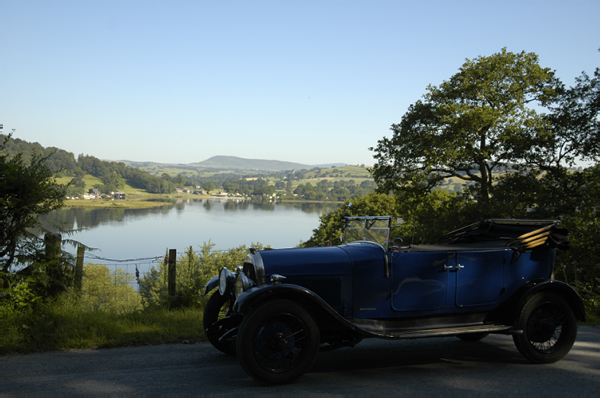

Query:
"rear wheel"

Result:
[[203, 291, 236, 355], [236, 300, 320, 384], [513, 292, 577, 363]]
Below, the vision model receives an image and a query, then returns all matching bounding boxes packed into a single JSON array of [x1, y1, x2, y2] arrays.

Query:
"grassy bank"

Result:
[[62, 191, 219, 209], [1, 295, 205, 354], [63, 198, 173, 209]]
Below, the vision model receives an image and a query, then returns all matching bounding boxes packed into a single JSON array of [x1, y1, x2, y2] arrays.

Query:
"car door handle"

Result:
[[444, 264, 465, 271]]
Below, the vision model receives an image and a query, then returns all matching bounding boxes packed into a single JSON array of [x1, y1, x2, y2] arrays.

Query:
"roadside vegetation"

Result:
[[1, 49, 598, 354]]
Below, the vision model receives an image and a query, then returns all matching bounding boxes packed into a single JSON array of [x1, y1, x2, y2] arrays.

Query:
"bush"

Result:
[[138, 242, 268, 308]]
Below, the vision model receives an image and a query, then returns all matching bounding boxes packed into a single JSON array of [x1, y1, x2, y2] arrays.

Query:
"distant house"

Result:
[[113, 192, 126, 200], [83, 188, 101, 200]]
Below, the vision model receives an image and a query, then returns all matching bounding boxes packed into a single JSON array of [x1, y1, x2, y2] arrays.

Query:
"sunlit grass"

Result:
[[0, 294, 205, 354]]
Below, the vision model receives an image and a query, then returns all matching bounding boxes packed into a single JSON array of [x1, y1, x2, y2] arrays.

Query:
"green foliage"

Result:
[[1, 134, 69, 271], [0, 276, 43, 309], [79, 263, 142, 313], [1, 133, 80, 315], [202, 181, 215, 193], [138, 242, 268, 308], [302, 193, 397, 247], [370, 48, 561, 203], [221, 178, 275, 197], [0, 134, 79, 176], [290, 179, 375, 201], [78, 154, 179, 194], [0, 291, 204, 354]]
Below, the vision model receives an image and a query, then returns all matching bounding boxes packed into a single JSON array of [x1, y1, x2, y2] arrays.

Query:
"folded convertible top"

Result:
[[438, 219, 570, 251]]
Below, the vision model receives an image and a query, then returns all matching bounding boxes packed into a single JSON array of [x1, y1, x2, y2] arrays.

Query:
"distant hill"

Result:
[[123, 156, 347, 173], [190, 156, 311, 171]]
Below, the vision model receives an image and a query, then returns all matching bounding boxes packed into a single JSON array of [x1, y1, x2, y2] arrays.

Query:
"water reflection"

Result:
[[39, 199, 338, 233], [36, 198, 339, 261], [39, 204, 175, 231]]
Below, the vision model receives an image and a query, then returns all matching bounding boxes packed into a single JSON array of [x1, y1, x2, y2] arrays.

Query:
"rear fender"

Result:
[[505, 280, 586, 324]]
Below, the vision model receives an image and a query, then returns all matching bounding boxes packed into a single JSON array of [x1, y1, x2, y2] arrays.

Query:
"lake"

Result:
[[41, 198, 339, 266]]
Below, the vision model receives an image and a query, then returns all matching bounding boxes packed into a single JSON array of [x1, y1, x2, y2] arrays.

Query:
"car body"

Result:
[[203, 216, 584, 384]]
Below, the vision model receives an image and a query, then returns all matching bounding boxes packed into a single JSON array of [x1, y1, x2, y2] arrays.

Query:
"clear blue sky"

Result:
[[1, 0, 598, 166]]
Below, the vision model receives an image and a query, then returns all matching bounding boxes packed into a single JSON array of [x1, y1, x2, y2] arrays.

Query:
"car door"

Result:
[[453, 249, 509, 307], [390, 251, 452, 311]]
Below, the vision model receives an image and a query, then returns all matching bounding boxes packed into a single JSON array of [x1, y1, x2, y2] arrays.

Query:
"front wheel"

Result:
[[236, 300, 320, 384], [513, 292, 577, 364], [203, 290, 236, 355]]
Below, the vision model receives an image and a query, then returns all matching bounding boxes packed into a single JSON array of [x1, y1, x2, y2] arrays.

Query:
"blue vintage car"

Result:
[[203, 216, 584, 384]]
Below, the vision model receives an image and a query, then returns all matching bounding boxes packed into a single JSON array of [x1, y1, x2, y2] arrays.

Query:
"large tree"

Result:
[[1, 133, 68, 272], [370, 48, 561, 205]]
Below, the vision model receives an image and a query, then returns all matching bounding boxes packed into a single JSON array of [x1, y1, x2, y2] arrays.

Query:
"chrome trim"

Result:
[[270, 274, 286, 285], [245, 252, 266, 286], [234, 273, 253, 298], [218, 267, 235, 296]]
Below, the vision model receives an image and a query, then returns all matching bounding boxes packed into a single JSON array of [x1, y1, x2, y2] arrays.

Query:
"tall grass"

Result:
[[0, 292, 205, 355]]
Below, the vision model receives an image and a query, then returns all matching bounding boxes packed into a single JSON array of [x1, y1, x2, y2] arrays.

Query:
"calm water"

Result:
[[41, 199, 339, 263]]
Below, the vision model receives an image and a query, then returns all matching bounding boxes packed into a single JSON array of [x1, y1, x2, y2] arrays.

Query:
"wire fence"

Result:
[[75, 246, 239, 310], [73, 248, 171, 311]]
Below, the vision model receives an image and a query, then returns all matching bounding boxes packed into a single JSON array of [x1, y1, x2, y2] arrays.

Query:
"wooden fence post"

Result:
[[44, 232, 62, 260], [75, 246, 85, 291], [168, 248, 177, 296]]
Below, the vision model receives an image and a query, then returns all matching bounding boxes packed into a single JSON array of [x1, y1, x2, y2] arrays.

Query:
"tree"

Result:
[[203, 181, 215, 194], [490, 68, 600, 220], [1, 134, 68, 272], [370, 48, 561, 206], [541, 68, 600, 169]]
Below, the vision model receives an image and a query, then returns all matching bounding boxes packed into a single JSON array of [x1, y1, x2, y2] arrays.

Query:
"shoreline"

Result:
[[63, 194, 343, 209]]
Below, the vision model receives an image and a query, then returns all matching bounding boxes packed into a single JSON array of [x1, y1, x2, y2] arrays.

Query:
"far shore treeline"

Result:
[[0, 134, 376, 202]]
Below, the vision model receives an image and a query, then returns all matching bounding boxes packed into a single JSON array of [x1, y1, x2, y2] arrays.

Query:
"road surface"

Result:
[[1, 326, 598, 395]]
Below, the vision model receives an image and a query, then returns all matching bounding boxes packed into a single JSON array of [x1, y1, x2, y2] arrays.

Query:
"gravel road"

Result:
[[1, 326, 598, 396]]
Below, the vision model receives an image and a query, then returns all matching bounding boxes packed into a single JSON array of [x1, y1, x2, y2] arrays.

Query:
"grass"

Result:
[[0, 295, 205, 354], [63, 198, 173, 209]]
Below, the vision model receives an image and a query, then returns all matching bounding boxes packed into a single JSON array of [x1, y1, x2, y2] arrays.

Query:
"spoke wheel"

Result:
[[237, 300, 320, 384], [513, 292, 577, 364], [203, 291, 236, 355]]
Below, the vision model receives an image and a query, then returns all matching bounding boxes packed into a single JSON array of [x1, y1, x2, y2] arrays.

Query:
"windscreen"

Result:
[[344, 218, 390, 249]]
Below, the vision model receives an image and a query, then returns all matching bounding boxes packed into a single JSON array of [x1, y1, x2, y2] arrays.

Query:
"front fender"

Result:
[[233, 284, 363, 335], [203, 275, 219, 296]]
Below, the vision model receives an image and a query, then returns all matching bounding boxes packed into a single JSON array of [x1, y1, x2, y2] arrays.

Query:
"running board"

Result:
[[355, 323, 516, 339]]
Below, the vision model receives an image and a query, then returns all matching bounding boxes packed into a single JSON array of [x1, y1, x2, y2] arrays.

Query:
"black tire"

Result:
[[457, 332, 489, 342], [513, 292, 577, 364], [236, 299, 320, 384], [203, 291, 236, 356]]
